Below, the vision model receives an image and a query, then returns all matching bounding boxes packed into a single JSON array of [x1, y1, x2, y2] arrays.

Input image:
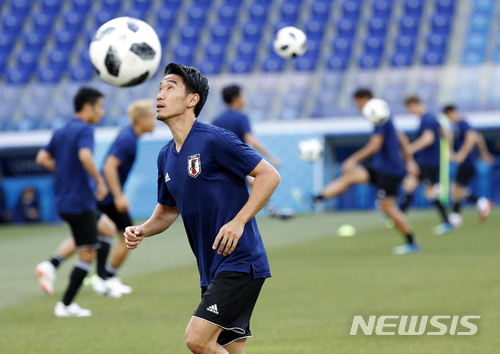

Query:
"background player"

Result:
[[443, 105, 493, 227], [124, 63, 280, 354], [400, 96, 453, 234], [35, 87, 108, 317], [312, 89, 420, 255]]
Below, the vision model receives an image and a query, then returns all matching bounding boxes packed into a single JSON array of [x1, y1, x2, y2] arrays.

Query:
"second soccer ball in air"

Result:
[[361, 98, 391, 126], [273, 26, 308, 59], [298, 138, 323, 161]]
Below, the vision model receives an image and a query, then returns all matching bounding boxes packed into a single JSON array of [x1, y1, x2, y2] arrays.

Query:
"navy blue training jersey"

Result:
[[157, 120, 271, 287], [212, 109, 251, 142], [44, 118, 95, 214], [372, 117, 406, 177], [415, 113, 441, 169], [454, 120, 478, 169], [99, 126, 138, 206]]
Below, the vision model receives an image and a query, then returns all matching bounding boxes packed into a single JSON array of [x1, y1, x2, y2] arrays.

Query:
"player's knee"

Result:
[[185, 334, 210, 354], [99, 220, 117, 237]]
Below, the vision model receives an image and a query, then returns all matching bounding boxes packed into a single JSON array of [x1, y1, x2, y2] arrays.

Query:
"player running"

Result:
[[442, 105, 493, 227], [311, 89, 420, 255], [35, 88, 108, 317], [400, 96, 453, 235], [124, 63, 280, 354]]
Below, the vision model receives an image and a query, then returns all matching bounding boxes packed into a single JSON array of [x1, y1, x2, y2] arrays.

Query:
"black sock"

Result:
[[433, 200, 449, 223], [312, 195, 324, 203], [400, 192, 414, 213], [467, 194, 478, 203], [97, 237, 112, 280], [62, 260, 91, 306], [105, 264, 117, 278], [453, 202, 461, 214], [50, 253, 63, 269], [405, 233, 414, 245]]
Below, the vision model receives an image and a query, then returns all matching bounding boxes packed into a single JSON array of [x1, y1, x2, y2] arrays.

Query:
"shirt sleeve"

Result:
[[44, 135, 56, 155], [212, 129, 263, 178], [373, 121, 387, 136], [157, 149, 176, 206], [109, 136, 133, 163], [460, 120, 472, 134], [239, 115, 252, 137], [78, 126, 94, 151]]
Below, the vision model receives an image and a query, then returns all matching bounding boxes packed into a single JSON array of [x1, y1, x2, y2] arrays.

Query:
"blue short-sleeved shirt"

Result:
[[212, 109, 252, 142], [372, 117, 406, 177], [44, 119, 96, 214], [454, 120, 478, 168], [415, 113, 441, 168], [157, 120, 270, 287], [99, 126, 138, 206]]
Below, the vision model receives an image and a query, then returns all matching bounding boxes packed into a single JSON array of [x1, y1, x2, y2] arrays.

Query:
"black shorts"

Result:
[[59, 209, 100, 250], [419, 167, 439, 186], [97, 203, 133, 231], [193, 271, 265, 347], [455, 166, 476, 186], [366, 167, 403, 198]]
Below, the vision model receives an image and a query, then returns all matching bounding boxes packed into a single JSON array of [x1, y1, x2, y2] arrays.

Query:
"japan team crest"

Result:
[[187, 154, 201, 178]]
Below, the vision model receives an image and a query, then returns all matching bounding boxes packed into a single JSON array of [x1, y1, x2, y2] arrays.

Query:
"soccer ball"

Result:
[[89, 17, 162, 87], [273, 26, 308, 59], [298, 138, 323, 161], [361, 98, 391, 125]]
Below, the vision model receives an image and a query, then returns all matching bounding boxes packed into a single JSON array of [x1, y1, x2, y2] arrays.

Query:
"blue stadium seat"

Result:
[[24, 32, 45, 53], [70, 65, 94, 81], [79, 48, 92, 67], [359, 54, 381, 68], [72, 0, 91, 14], [38, 66, 62, 83], [231, 59, 253, 73], [327, 55, 348, 70], [391, 52, 412, 66], [469, 14, 491, 33], [134, 0, 151, 11], [373, 0, 391, 19], [157, 7, 178, 29], [396, 35, 416, 54], [55, 30, 75, 53], [11, 0, 33, 16], [193, 0, 211, 9], [249, 4, 267, 25], [85, 27, 97, 44], [154, 26, 170, 46], [242, 22, 263, 44], [405, 0, 423, 17], [180, 25, 200, 47], [295, 55, 318, 71], [188, 6, 207, 28], [262, 56, 285, 72], [102, 0, 120, 13], [365, 36, 384, 56], [465, 33, 488, 52], [205, 43, 225, 63], [48, 49, 69, 70], [343, 1, 361, 20], [42, 0, 62, 15], [198, 60, 222, 75], [0, 54, 7, 73], [431, 15, 451, 35], [311, 1, 330, 23], [164, 0, 182, 11], [7, 68, 31, 84], [422, 51, 444, 65], [219, 5, 238, 26], [333, 37, 352, 58], [237, 41, 257, 61], [400, 15, 420, 36], [304, 39, 321, 59], [436, 0, 454, 16], [368, 17, 388, 38], [473, 0, 495, 14], [2, 15, 24, 36], [253, 0, 273, 7], [17, 51, 38, 73], [462, 50, 486, 65], [281, 2, 299, 24], [126, 7, 148, 20], [274, 21, 296, 34], [33, 13, 53, 35], [174, 45, 194, 66], [305, 20, 323, 41], [337, 18, 356, 38], [0, 34, 14, 56], [64, 11, 85, 33], [95, 10, 115, 27], [211, 24, 231, 44], [427, 34, 447, 53], [15, 118, 39, 131], [225, 0, 242, 8]]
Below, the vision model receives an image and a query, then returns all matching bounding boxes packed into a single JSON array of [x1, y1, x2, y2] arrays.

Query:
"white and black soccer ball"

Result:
[[298, 138, 323, 161], [361, 98, 391, 126], [273, 26, 308, 59], [89, 17, 162, 87]]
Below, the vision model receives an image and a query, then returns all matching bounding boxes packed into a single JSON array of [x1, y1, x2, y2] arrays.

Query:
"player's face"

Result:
[[140, 108, 156, 133], [406, 103, 420, 115], [354, 97, 370, 111], [445, 110, 459, 122], [90, 97, 105, 124], [156, 74, 192, 122]]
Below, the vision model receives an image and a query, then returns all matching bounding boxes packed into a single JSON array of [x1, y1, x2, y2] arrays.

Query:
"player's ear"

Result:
[[187, 93, 200, 109]]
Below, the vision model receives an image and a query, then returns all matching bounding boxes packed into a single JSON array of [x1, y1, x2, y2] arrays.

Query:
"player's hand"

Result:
[[270, 157, 281, 169], [480, 152, 495, 165], [213, 218, 245, 256], [95, 180, 108, 201], [114, 194, 129, 213], [406, 159, 420, 176], [124, 225, 145, 249], [341, 158, 356, 172], [452, 153, 465, 165]]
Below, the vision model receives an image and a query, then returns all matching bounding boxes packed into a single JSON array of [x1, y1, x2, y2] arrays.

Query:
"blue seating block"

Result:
[[175, 45, 194, 66], [17, 51, 38, 72], [33, 13, 53, 35], [198, 60, 222, 75], [64, 11, 85, 33], [211, 24, 231, 44], [72, 0, 91, 14], [188, 6, 206, 28], [231, 59, 253, 73], [102, 0, 120, 13], [3, 15, 24, 36], [154, 26, 170, 46], [391, 52, 412, 66], [243, 22, 263, 44], [333, 37, 352, 58], [194, 0, 211, 10], [469, 14, 491, 33], [422, 51, 444, 65], [219, 5, 238, 26], [295, 55, 317, 71], [281, 2, 299, 23], [337, 18, 356, 38], [431, 15, 451, 35], [373, 0, 391, 19], [7, 68, 31, 84], [359, 54, 381, 68], [0, 34, 14, 56], [11, 0, 33, 16], [38, 66, 62, 83], [95, 10, 115, 27], [396, 35, 416, 54], [237, 41, 257, 61], [205, 43, 225, 63], [164, 0, 182, 11], [305, 20, 323, 41], [365, 36, 384, 55], [262, 56, 285, 72], [311, 1, 330, 23], [368, 17, 388, 38], [134, 0, 151, 11], [343, 1, 361, 20], [126, 7, 148, 20], [70, 65, 94, 81], [427, 33, 447, 53], [405, 0, 423, 17], [473, 0, 495, 14], [462, 50, 486, 65], [436, 0, 454, 16], [55, 30, 75, 52], [400, 15, 419, 36], [180, 25, 200, 47], [48, 49, 68, 70], [249, 4, 267, 25], [157, 7, 178, 29], [42, 0, 62, 15], [466, 33, 488, 51]]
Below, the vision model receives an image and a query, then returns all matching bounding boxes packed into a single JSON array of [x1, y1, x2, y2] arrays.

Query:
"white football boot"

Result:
[[54, 302, 91, 317], [106, 277, 132, 294], [36, 261, 56, 296], [92, 277, 122, 299], [477, 197, 493, 222]]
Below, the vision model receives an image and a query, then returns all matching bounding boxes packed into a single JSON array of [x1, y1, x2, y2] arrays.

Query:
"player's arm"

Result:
[[408, 129, 435, 155], [102, 155, 128, 212], [477, 132, 495, 164], [453, 130, 478, 164], [35, 149, 55, 172], [78, 147, 108, 201], [342, 133, 383, 171], [243, 132, 280, 168], [213, 159, 280, 256], [124, 204, 179, 249], [397, 131, 420, 176]]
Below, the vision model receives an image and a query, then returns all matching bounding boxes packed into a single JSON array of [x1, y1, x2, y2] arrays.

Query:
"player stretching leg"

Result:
[[401, 96, 454, 235], [312, 89, 421, 255], [443, 105, 493, 227], [36, 88, 108, 317], [125, 63, 280, 354]]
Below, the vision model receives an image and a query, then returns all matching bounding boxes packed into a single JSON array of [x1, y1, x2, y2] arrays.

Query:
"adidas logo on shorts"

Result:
[[206, 304, 219, 315]]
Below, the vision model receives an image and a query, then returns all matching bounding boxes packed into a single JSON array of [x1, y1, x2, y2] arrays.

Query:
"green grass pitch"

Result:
[[0, 209, 499, 353]]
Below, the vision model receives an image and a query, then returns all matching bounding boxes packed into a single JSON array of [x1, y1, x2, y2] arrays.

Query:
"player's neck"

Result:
[[74, 114, 91, 124], [167, 115, 196, 153]]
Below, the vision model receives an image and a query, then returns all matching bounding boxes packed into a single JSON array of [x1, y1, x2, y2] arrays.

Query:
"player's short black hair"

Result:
[[405, 95, 421, 106], [164, 63, 209, 117], [74, 87, 103, 113], [353, 89, 373, 99], [222, 85, 242, 104], [443, 105, 457, 114]]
